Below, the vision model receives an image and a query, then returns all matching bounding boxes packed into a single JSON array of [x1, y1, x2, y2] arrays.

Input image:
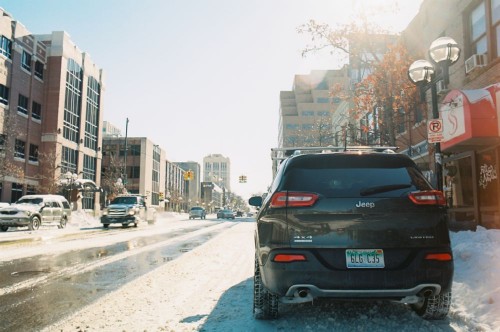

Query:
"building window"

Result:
[[32, 101, 42, 121], [468, 0, 500, 59], [82, 155, 97, 211], [14, 139, 25, 159], [34, 60, 44, 80], [85, 76, 100, 151], [129, 166, 140, 179], [11, 183, 23, 203], [26, 185, 36, 195], [83, 155, 96, 181], [0, 84, 9, 105], [414, 106, 424, 125], [29, 144, 38, 163], [317, 111, 330, 116], [397, 108, 406, 134], [302, 111, 315, 116], [18, 94, 29, 115], [286, 136, 299, 145], [317, 98, 330, 103], [21, 50, 31, 71], [130, 145, 141, 156], [0, 134, 5, 153], [0, 35, 12, 59], [61, 146, 78, 174], [63, 59, 82, 143], [493, 0, 500, 56], [302, 124, 314, 130]]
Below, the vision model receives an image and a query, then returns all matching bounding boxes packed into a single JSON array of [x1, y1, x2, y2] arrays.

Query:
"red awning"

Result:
[[440, 83, 500, 152]]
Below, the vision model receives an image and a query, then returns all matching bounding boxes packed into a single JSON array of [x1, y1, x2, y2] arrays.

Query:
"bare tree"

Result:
[[0, 110, 24, 183], [298, 14, 423, 149], [35, 149, 63, 194], [101, 153, 125, 202]]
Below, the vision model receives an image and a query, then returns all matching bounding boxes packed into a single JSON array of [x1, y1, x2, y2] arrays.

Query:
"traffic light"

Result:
[[159, 192, 164, 201], [239, 175, 247, 183], [184, 170, 195, 181]]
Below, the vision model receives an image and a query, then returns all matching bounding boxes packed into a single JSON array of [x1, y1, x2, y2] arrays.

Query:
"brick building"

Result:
[[0, 9, 104, 211], [402, 0, 500, 229]]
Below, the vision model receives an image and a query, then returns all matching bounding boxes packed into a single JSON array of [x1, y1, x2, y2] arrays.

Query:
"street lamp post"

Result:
[[408, 37, 461, 191]]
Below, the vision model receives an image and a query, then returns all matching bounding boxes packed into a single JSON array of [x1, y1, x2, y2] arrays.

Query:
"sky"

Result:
[[2, 212, 492, 331], [1, 0, 423, 200]]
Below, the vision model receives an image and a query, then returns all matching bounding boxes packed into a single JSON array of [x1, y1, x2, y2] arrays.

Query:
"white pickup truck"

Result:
[[101, 194, 156, 228]]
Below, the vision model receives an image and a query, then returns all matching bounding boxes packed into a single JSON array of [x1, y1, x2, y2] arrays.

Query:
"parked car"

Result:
[[189, 206, 206, 219], [0, 194, 72, 231], [249, 147, 453, 320], [217, 209, 235, 219]]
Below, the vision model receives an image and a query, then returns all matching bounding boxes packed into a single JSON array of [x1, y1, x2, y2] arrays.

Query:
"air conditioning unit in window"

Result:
[[436, 80, 448, 96], [465, 54, 487, 74]]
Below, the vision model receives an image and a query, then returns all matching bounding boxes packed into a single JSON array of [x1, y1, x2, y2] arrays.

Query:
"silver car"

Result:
[[0, 194, 72, 231], [189, 206, 206, 220], [217, 209, 235, 220]]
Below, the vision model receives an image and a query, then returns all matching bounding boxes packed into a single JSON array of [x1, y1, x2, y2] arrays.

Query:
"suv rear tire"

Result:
[[411, 291, 452, 320], [253, 254, 279, 319]]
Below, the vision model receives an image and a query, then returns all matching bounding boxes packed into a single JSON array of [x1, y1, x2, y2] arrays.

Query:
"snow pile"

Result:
[[68, 209, 100, 228], [450, 227, 500, 330]]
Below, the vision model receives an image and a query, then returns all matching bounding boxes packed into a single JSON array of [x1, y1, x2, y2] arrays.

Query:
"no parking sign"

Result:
[[428, 119, 444, 143]]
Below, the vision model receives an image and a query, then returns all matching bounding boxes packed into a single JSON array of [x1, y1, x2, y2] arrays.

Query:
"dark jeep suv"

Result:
[[249, 148, 453, 320]]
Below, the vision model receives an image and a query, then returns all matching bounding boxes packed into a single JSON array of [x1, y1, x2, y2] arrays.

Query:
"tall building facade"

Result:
[[278, 69, 351, 149], [0, 9, 104, 211], [203, 154, 231, 191]]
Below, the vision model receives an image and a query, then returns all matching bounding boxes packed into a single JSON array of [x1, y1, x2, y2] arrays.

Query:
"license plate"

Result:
[[346, 249, 385, 268]]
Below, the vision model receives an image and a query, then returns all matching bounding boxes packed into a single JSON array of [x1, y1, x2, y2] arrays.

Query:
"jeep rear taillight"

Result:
[[425, 253, 453, 261], [273, 254, 307, 262], [408, 190, 446, 206], [270, 192, 319, 208]]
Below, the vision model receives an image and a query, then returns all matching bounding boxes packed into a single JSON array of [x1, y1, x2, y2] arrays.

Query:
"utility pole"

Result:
[[124, 118, 129, 190]]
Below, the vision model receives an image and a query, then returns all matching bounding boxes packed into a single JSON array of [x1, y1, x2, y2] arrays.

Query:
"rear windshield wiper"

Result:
[[360, 184, 412, 196]]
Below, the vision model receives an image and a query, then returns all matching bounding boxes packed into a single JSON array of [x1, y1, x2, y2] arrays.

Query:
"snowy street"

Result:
[[21, 214, 499, 332]]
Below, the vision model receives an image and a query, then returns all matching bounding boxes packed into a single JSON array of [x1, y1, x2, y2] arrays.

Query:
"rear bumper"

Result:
[[259, 248, 453, 300]]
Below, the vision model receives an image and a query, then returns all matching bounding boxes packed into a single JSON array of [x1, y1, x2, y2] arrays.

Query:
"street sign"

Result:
[[428, 119, 444, 143]]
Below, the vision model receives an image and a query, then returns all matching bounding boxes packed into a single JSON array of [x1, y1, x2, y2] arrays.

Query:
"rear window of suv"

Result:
[[280, 153, 432, 198]]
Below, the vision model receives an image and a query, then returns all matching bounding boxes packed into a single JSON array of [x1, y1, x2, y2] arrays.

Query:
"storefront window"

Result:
[[444, 156, 476, 230], [445, 157, 474, 208]]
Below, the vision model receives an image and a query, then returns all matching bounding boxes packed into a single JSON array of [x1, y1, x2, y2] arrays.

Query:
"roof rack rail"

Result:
[[271, 145, 398, 161]]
